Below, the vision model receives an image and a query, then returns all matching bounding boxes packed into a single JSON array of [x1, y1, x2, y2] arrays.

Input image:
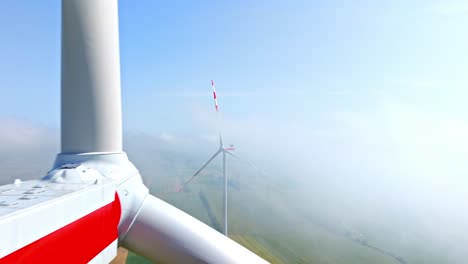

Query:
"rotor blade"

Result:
[[219, 133, 223, 147], [211, 80, 224, 148], [181, 149, 222, 189], [121, 194, 268, 263], [225, 150, 269, 176], [212, 80, 219, 112]]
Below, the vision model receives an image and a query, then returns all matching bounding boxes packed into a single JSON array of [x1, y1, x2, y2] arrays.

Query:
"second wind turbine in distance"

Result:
[[181, 80, 265, 236]]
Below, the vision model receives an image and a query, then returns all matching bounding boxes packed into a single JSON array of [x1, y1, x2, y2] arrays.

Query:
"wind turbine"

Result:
[[181, 80, 266, 236], [0, 1, 268, 263]]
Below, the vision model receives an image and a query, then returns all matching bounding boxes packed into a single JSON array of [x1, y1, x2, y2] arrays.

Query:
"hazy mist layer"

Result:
[[0, 115, 467, 263]]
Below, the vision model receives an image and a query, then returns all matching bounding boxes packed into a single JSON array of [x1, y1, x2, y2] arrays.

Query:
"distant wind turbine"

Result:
[[0, 1, 268, 263], [181, 80, 266, 236]]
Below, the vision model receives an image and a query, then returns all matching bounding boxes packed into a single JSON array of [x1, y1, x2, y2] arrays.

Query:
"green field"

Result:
[[123, 147, 458, 264], [0, 136, 462, 264], [0, 139, 459, 264], [126, 182, 404, 264]]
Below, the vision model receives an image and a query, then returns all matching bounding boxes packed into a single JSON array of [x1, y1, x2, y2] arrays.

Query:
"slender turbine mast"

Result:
[[60, 1, 267, 262], [0, 1, 268, 263], [182, 80, 264, 236], [0, 1, 268, 262]]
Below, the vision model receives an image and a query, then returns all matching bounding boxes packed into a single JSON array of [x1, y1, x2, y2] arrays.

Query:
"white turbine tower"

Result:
[[0, 1, 268, 263], [181, 80, 266, 236]]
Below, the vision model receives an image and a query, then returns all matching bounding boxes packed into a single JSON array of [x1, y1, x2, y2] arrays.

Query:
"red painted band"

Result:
[[1, 193, 121, 264]]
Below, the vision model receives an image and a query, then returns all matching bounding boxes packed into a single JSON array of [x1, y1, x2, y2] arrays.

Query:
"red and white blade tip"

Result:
[[211, 80, 219, 112]]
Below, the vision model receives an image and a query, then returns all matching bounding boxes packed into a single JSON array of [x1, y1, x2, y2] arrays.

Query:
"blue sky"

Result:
[[0, 0, 468, 237], [1, 2, 468, 259], [0, 0, 468, 137], [0, 1, 468, 131]]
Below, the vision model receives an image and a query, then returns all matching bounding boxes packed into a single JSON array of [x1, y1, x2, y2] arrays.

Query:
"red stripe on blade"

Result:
[[1, 193, 121, 264]]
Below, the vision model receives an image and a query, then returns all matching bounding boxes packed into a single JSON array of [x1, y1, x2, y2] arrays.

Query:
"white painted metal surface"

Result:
[[0, 0, 270, 262], [0, 179, 115, 258], [88, 240, 118, 264], [52, 153, 149, 240], [61, 0, 122, 153], [53, 153, 139, 183], [122, 194, 269, 264]]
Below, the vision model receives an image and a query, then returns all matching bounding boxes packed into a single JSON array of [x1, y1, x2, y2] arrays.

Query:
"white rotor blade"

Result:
[[225, 150, 269, 176], [211, 80, 224, 148], [60, 1, 268, 263], [181, 149, 222, 189], [211, 80, 219, 113], [219, 133, 224, 147], [121, 194, 269, 264]]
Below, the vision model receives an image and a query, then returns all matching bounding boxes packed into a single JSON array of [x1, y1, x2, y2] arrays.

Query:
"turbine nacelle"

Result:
[[0, 1, 268, 263]]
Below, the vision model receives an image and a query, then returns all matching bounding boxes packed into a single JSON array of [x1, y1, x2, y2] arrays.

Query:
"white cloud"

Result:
[[0, 118, 58, 184], [159, 132, 175, 142], [0, 118, 57, 150], [191, 99, 468, 191]]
